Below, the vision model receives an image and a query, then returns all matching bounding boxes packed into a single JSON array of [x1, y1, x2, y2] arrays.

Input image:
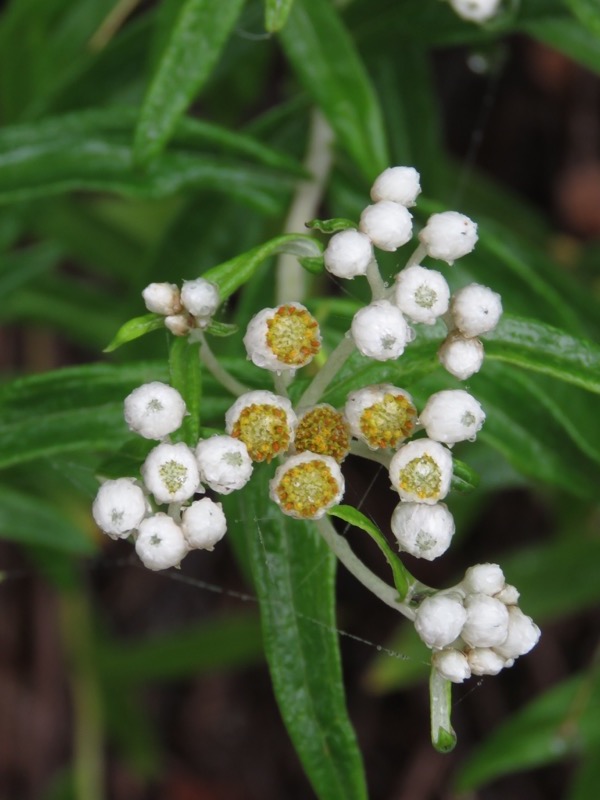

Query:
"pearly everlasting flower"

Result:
[[164, 313, 192, 337], [462, 563, 505, 596], [495, 584, 520, 605], [450, 283, 503, 338], [324, 229, 373, 279], [180, 278, 220, 325], [345, 384, 417, 449], [394, 265, 450, 325], [390, 502, 455, 560], [389, 439, 453, 504], [493, 606, 541, 660], [141, 442, 201, 503], [181, 498, 227, 551], [419, 211, 478, 264], [449, 0, 501, 24], [433, 649, 471, 683], [225, 390, 297, 462], [135, 513, 188, 570], [415, 593, 467, 649], [195, 435, 253, 494], [243, 303, 321, 372], [461, 594, 510, 648], [351, 300, 412, 361], [142, 282, 181, 315], [467, 647, 507, 676], [294, 404, 351, 463], [370, 166, 421, 207], [359, 201, 413, 252], [270, 452, 344, 520], [124, 382, 187, 440], [438, 332, 485, 380], [92, 478, 147, 538], [419, 389, 485, 445]]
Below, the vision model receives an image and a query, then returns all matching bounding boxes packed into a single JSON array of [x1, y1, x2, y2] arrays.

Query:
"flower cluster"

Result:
[[142, 277, 220, 336]]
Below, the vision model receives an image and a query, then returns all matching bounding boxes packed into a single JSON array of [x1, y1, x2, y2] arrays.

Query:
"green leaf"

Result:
[[520, 14, 600, 76], [280, 0, 389, 179], [568, 752, 600, 800], [222, 465, 368, 800], [298, 255, 324, 274], [328, 505, 410, 600], [566, 0, 600, 35], [205, 320, 239, 337], [305, 217, 356, 234], [169, 337, 201, 446], [451, 458, 480, 493], [104, 314, 165, 353], [134, 0, 247, 164], [265, 0, 295, 32]]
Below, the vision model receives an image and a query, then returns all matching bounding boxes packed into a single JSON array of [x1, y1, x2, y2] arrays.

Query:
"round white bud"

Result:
[[389, 439, 453, 504], [181, 498, 227, 551], [419, 389, 486, 445], [495, 584, 520, 605], [394, 265, 450, 325], [195, 435, 253, 494], [351, 300, 412, 361], [467, 648, 507, 676], [180, 278, 220, 323], [461, 594, 510, 648], [142, 282, 181, 316], [450, 283, 503, 337], [449, 0, 501, 24], [344, 384, 417, 450], [141, 442, 201, 504], [415, 593, 467, 649], [493, 606, 541, 660], [323, 229, 373, 279], [135, 514, 188, 570], [419, 211, 478, 264], [462, 563, 505, 596], [438, 332, 485, 380], [243, 303, 321, 372], [124, 382, 187, 440], [225, 390, 297, 462], [164, 313, 192, 336], [370, 166, 421, 207], [359, 201, 413, 252], [270, 452, 344, 520], [390, 502, 455, 560], [92, 478, 147, 538], [433, 649, 471, 683]]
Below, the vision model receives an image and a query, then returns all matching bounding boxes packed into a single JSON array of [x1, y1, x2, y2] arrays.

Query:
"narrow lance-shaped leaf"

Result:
[[169, 336, 202, 446], [104, 314, 165, 353], [565, 0, 600, 36], [265, 0, 295, 32]]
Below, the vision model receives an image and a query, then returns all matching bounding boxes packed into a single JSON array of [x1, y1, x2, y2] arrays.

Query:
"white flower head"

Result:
[[124, 382, 187, 440], [370, 166, 421, 207], [351, 300, 412, 361], [225, 390, 297, 462], [92, 478, 147, 538], [461, 593, 510, 648], [419, 389, 485, 445], [270, 452, 344, 520], [451, 283, 503, 338], [419, 211, 478, 264], [345, 384, 417, 450], [415, 592, 467, 649], [433, 649, 471, 683], [438, 331, 485, 381], [462, 563, 505, 596], [467, 647, 507, 676], [389, 439, 453, 504], [141, 442, 201, 503], [243, 302, 321, 372], [164, 313, 192, 337], [394, 265, 450, 325], [180, 278, 220, 325], [135, 513, 188, 571], [181, 498, 227, 551], [359, 201, 413, 252], [142, 282, 181, 316], [195, 435, 253, 494], [294, 404, 351, 463], [493, 606, 541, 660], [449, 0, 502, 24], [495, 584, 520, 605], [323, 229, 373, 279], [391, 502, 455, 560]]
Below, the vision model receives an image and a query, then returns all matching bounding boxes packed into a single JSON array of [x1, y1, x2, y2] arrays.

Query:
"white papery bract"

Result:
[[419, 389, 486, 445], [359, 200, 413, 252], [390, 502, 455, 560], [92, 478, 147, 538], [164, 313, 192, 337], [462, 563, 506, 596], [461, 593, 510, 648], [181, 498, 227, 551], [419, 211, 478, 264], [324, 229, 373, 279], [195, 435, 253, 494], [438, 332, 485, 380], [142, 282, 181, 315], [270, 452, 344, 520], [370, 166, 421, 207], [493, 606, 541, 659], [180, 278, 220, 325], [389, 438, 453, 504], [415, 593, 467, 649], [496, 584, 520, 605], [225, 390, 297, 462], [467, 647, 507, 676], [135, 513, 188, 571], [449, 0, 501, 24], [394, 265, 450, 325], [451, 283, 503, 337], [433, 649, 471, 683], [351, 300, 412, 361], [243, 303, 321, 372], [344, 384, 417, 450], [124, 382, 187, 440], [141, 442, 201, 503]]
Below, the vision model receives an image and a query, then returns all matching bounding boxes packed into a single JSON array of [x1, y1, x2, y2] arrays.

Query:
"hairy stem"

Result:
[[197, 332, 249, 397], [296, 334, 356, 410]]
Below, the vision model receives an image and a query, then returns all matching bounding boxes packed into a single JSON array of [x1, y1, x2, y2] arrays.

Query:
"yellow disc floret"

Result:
[[396, 454, 441, 500], [265, 304, 321, 367], [389, 439, 453, 505], [231, 403, 292, 462], [270, 453, 345, 519], [295, 405, 351, 462], [359, 392, 416, 449]]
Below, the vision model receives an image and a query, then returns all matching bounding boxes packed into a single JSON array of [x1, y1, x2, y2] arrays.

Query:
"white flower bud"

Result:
[[142, 282, 182, 315], [389, 439, 453, 504], [180, 278, 220, 324], [419, 389, 485, 445], [461, 594, 509, 648], [462, 563, 505, 596], [415, 593, 467, 649], [467, 647, 507, 676], [438, 332, 485, 380], [359, 201, 413, 252], [164, 313, 192, 336], [135, 513, 188, 570], [450, 283, 503, 338], [225, 390, 297, 462], [181, 498, 227, 551], [141, 442, 201, 503], [419, 211, 478, 264], [449, 0, 501, 24], [344, 384, 417, 450], [370, 166, 421, 207], [270, 452, 344, 520], [495, 584, 520, 605], [394, 265, 450, 325], [323, 229, 373, 279], [351, 300, 412, 361], [124, 382, 187, 440], [195, 435, 253, 494], [390, 502, 455, 560], [243, 303, 321, 372], [493, 606, 541, 659], [92, 478, 147, 538], [433, 649, 471, 683]]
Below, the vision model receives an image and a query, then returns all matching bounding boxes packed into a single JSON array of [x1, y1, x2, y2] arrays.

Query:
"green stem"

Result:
[[197, 332, 249, 397], [349, 440, 392, 468], [429, 669, 457, 753], [365, 258, 387, 300], [296, 333, 356, 410]]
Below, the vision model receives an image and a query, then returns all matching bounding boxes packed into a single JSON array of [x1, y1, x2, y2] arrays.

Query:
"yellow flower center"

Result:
[[359, 393, 416, 449], [159, 460, 188, 494], [397, 454, 441, 500], [275, 459, 340, 518], [266, 305, 320, 367], [231, 403, 291, 462], [295, 406, 350, 462]]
